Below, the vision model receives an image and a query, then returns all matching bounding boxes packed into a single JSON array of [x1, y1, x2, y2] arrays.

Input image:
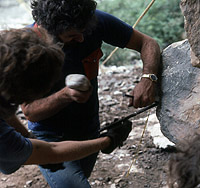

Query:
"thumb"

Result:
[[128, 91, 134, 107]]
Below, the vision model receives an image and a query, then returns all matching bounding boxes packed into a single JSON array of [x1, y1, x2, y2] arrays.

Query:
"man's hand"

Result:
[[21, 85, 93, 122], [64, 86, 93, 103], [100, 120, 132, 154], [129, 78, 156, 108]]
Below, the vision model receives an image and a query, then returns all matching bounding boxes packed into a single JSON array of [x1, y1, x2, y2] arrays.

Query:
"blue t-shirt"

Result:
[[28, 10, 133, 139], [0, 118, 33, 174]]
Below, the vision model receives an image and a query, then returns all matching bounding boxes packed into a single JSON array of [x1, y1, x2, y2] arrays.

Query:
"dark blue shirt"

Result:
[[28, 10, 133, 140], [0, 118, 32, 174]]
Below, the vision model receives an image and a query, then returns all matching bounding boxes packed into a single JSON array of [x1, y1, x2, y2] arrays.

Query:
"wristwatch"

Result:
[[141, 74, 158, 82]]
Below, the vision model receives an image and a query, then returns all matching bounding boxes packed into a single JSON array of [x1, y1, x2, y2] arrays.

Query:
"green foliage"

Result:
[[97, 0, 185, 65]]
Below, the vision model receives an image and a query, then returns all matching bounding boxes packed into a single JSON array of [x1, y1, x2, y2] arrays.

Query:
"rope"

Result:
[[125, 110, 150, 177], [101, 0, 156, 66], [102, 1, 156, 175]]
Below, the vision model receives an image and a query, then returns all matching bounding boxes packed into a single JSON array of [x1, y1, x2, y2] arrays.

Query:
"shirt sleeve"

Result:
[[95, 10, 133, 48], [0, 120, 33, 174]]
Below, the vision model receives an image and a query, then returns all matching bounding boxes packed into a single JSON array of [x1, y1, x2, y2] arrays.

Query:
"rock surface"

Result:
[[157, 39, 200, 143], [180, 0, 200, 67]]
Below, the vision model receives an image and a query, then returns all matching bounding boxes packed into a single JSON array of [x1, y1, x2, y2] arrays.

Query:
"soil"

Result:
[[0, 65, 175, 188]]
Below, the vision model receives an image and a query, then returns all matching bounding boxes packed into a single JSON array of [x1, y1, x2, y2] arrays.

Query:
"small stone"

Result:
[[114, 178, 122, 183], [110, 184, 116, 188], [26, 180, 33, 186], [113, 91, 122, 95], [102, 86, 110, 91], [1, 177, 7, 181], [7, 183, 15, 187]]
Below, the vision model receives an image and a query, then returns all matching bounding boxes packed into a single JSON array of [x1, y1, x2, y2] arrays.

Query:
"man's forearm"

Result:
[[25, 137, 111, 165], [21, 88, 73, 122], [126, 29, 161, 75], [140, 38, 160, 75]]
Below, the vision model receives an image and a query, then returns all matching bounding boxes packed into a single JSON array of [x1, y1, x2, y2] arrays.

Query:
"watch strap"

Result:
[[141, 74, 158, 82]]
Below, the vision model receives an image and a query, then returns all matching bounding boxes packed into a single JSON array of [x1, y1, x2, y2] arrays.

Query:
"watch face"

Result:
[[150, 74, 158, 81]]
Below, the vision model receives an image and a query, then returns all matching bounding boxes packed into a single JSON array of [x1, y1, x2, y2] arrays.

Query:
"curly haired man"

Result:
[[21, 0, 161, 187]]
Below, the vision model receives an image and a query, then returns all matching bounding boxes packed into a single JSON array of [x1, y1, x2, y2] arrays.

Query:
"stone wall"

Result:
[[180, 0, 200, 67]]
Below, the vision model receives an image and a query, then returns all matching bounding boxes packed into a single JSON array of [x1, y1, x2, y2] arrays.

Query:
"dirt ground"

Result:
[[0, 65, 175, 188]]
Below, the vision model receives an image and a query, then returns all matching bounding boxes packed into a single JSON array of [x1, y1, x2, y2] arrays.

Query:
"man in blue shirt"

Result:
[[0, 27, 131, 176], [22, 0, 161, 187]]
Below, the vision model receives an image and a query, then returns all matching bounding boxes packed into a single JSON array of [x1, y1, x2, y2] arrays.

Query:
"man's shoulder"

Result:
[[95, 9, 106, 16], [94, 9, 132, 30], [0, 119, 14, 136], [94, 9, 122, 31], [95, 9, 113, 21], [0, 119, 32, 175]]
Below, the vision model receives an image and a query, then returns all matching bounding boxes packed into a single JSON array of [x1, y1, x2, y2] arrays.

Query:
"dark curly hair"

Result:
[[0, 28, 64, 109], [168, 132, 200, 188], [31, 0, 97, 36]]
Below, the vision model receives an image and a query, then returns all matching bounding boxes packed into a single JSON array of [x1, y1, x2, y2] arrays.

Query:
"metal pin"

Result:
[[123, 93, 134, 99]]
